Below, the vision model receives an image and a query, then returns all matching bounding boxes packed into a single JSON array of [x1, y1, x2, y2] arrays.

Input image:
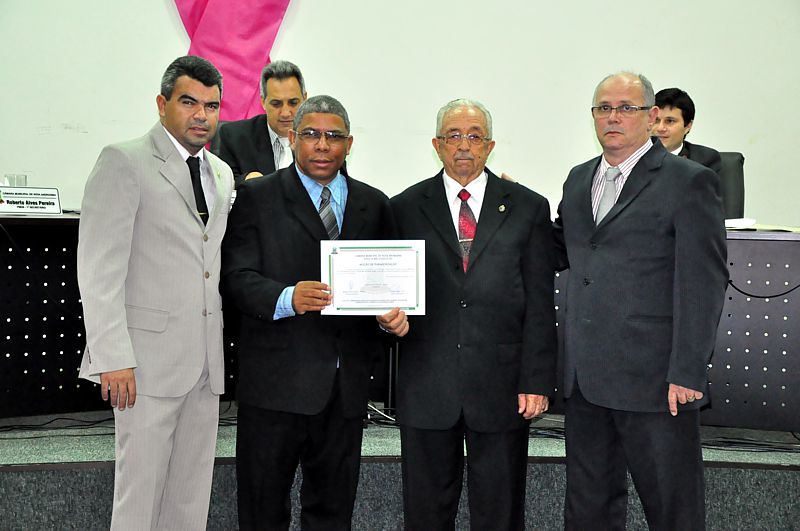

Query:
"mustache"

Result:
[[454, 153, 475, 160], [603, 127, 624, 135]]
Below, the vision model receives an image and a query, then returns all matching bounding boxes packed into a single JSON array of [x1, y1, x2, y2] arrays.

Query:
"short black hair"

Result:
[[655, 87, 695, 124], [160, 55, 223, 100]]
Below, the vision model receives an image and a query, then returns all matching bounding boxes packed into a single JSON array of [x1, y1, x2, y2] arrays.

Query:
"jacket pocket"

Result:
[[125, 305, 169, 332]]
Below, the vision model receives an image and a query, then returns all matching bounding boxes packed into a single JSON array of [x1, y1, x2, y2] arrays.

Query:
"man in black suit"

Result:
[[391, 99, 557, 531], [221, 95, 408, 530], [653, 87, 722, 173], [554, 72, 728, 530], [211, 60, 307, 186]]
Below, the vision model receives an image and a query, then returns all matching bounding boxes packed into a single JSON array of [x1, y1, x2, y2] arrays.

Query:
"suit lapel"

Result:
[[341, 177, 367, 239], [204, 150, 230, 226], [150, 124, 203, 226], [254, 116, 276, 174], [280, 166, 328, 241], [419, 173, 462, 260], [468, 171, 510, 268]]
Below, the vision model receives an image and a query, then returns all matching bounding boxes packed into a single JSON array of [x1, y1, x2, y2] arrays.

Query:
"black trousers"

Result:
[[564, 387, 705, 531], [400, 417, 530, 531], [236, 374, 364, 531]]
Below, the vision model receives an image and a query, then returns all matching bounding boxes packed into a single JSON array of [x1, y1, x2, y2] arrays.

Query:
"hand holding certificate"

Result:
[[320, 240, 425, 316]]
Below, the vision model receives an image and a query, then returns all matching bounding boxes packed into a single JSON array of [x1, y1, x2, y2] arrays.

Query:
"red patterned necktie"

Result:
[[457, 189, 476, 272]]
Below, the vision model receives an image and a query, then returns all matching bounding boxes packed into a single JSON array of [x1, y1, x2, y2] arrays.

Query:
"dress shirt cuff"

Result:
[[273, 286, 296, 320]]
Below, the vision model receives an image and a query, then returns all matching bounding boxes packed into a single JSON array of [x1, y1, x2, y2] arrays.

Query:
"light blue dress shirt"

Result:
[[273, 166, 348, 319]]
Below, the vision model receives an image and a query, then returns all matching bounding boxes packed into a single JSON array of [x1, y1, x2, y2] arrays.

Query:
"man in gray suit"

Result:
[[78, 55, 234, 530], [554, 72, 728, 530]]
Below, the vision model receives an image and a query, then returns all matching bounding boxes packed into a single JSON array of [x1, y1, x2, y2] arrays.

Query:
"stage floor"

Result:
[[1, 402, 798, 468]]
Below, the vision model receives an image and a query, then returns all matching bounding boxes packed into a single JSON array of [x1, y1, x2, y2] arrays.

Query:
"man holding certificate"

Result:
[[221, 95, 408, 530], [390, 99, 558, 530]]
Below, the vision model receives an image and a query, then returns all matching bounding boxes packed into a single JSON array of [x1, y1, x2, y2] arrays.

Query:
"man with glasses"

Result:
[[390, 99, 558, 530], [553, 72, 728, 530], [211, 60, 307, 186], [221, 95, 409, 530]]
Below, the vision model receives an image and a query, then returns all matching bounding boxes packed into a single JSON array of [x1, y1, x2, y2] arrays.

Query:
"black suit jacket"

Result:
[[680, 140, 722, 174], [553, 139, 728, 413], [391, 170, 557, 432], [211, 114, 276, 187], [221, 166, 395, 417]]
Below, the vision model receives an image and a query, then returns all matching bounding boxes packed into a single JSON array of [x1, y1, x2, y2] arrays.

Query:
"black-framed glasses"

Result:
[[293, 129, 350, 145], [437, 133, 490, 146], [591, 104, 652, 118]]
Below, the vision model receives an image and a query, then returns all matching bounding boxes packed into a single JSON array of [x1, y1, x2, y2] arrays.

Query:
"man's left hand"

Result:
[[376, 307, 409, 337], [667, 383, 704, 416], [518, 393, 548, 419]]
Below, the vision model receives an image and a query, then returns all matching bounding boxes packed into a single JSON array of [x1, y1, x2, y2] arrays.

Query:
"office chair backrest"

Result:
[[719, 152, 745, 219]]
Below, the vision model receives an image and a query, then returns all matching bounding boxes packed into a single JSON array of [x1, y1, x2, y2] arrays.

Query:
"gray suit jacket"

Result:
[[553, 139, 728, 412], [78, 123, 234, 397]]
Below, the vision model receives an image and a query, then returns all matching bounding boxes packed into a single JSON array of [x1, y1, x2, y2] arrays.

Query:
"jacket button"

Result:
[[460, 300, 467, 308], [590, 242, 597, 250], [202, 309, 207, 316], [204, 271, 210, 279], [583, 278, 591, 286], [457, 344, 461, 350], [203, 234, 209, 242]]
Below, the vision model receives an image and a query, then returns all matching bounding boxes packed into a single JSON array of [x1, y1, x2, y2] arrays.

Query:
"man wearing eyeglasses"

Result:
[[221, 95, 409, 530], [553, 72, 728, 530], [390, 99, 557, 530]]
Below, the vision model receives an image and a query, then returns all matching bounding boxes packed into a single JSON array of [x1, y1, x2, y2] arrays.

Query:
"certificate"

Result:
[[321, 240, 425, 315]]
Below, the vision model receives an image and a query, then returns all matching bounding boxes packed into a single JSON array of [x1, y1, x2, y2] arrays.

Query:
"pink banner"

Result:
[[174, 0, 291, 121]]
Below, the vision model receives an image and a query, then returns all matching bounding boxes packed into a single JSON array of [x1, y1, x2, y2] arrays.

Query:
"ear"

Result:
[[684, 119, 694, 136], [288, 128, 297, 149], [647, 105, 659, 126], [345, 135, 353, 156], [260, 96, 268, 112], [486, 139, 496, 156], [156, 94, 167, 117]]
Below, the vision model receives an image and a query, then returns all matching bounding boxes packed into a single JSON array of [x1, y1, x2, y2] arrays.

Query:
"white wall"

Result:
[[2, 0, 799, 225]]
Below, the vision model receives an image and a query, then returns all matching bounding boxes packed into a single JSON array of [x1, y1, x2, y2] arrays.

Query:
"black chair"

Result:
[[719, 152, 745, 219]]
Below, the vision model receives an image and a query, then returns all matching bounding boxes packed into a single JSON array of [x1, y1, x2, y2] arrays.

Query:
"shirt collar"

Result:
[[162, 126, 204, 162], [671, 143, 684, 156], [267, 122, 290, 147], [442, 170, 488, 204], [598, 138, 653, 179], [295, 164, 346, 205]]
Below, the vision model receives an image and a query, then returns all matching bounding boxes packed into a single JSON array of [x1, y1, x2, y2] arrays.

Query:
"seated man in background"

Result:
[[653, 87, 722, 173], [212, 60, 307, 186]]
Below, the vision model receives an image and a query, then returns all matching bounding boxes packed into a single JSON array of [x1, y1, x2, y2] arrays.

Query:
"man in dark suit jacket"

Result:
[[221, 95, 408, 530], [653, 87, 722, 173], [211, 60, 307, 187], [391, 99, 557, 531], [554, 72, 728, 530]]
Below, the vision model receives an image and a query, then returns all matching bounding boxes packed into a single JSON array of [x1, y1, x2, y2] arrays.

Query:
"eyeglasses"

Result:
[[591, 104, 652, 118], [293, 129, 350, 145], [437, 133, 490, 146]]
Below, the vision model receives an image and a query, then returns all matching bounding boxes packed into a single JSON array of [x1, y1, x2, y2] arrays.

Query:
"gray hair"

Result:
[[259, 60, 306, 99], [435, 99, 493, 138], [593, 72, 655, 107], [293, 95, 350, 132]]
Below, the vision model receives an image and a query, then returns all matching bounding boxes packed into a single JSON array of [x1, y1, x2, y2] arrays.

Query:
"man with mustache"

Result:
[[212, 60, 307, 187], [652, 87, 722, 174], [390, 99, 557, 530], [78, 55, 234, 529], [554, 72, 728, 530], [221, 95, 409, 530]]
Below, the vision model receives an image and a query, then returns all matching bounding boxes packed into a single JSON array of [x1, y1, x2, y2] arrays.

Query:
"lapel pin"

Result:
[[498, 204, 506, 213]]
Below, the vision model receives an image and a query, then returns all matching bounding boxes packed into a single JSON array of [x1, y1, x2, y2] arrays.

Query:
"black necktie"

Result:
[[186, 156, 208, 225]]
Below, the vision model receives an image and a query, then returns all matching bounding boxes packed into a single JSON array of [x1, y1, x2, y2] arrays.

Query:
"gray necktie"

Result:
[[595, 166, 621, 224], [273, 137, 284, 170], [319, 186, 340, 240]]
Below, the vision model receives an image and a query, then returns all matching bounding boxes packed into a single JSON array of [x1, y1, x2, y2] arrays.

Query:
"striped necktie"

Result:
[[319, 186, 340, 240]]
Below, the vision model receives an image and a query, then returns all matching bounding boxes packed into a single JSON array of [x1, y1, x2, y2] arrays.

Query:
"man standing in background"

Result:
[[78, 55, 234, 529], [652, 87, 722, 173], [212, 59, 307, 186], [554, 72, 728, 530]]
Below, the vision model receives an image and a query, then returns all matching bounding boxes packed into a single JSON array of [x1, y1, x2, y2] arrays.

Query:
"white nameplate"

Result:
[[0, 187, 62, 214]]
